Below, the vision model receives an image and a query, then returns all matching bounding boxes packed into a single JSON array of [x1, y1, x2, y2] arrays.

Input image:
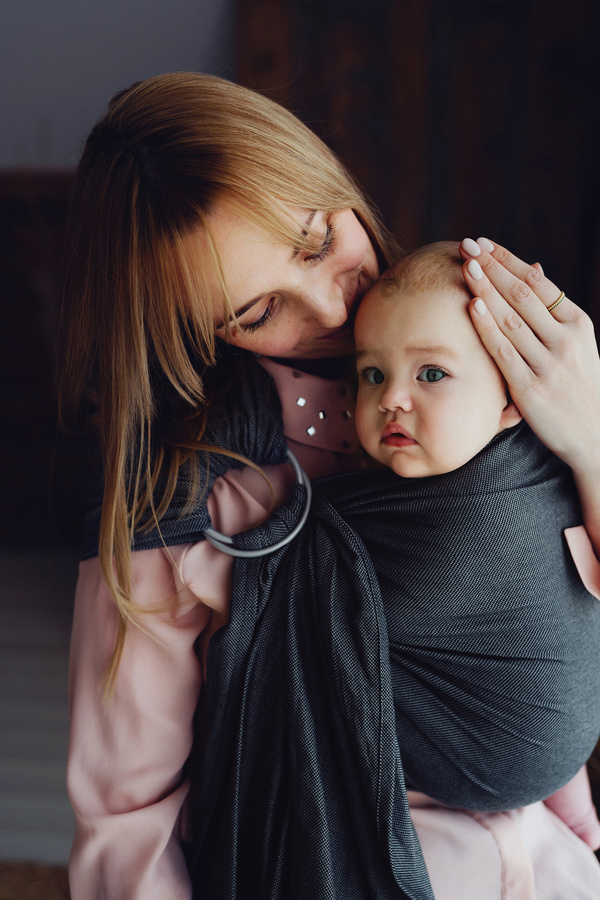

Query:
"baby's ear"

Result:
[[499, 397, 523, 429]]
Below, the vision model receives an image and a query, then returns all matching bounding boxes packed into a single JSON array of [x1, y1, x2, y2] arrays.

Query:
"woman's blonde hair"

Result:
[[57, 72, 396, 690]]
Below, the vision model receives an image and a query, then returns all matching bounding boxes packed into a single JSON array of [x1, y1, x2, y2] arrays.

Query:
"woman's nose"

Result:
[[302, 280, 349, 328]]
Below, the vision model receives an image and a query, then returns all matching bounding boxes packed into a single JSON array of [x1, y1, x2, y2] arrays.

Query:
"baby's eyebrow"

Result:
[[355, 344, 461, 364], [404, 344, 460, 359]]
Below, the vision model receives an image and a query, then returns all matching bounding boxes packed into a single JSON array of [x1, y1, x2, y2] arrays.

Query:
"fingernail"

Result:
[[467, 259, 484, 280], [477, 237, 494, 252], [474, 298, 487, 315], [461, 238, 481, 256]]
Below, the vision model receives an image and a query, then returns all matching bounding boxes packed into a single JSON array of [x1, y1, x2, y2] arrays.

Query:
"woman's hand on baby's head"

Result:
[[458, 237, 600, 475]]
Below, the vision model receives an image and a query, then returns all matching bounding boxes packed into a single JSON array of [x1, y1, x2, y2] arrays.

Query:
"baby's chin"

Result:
[[386, 451, 455, 480]]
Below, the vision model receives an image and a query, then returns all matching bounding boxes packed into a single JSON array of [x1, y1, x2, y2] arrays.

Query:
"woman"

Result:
[[60, 73, 600, 899]]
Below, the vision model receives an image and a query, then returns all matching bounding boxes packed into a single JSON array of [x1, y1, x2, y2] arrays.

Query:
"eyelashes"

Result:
[[239, 298, 276, 333], [304, 222, 336, 263]]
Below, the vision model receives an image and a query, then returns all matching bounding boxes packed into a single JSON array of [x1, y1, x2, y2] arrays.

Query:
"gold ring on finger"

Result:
[[547, 290, 565, 313]]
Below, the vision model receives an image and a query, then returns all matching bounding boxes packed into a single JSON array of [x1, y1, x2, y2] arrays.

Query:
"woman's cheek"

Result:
[[226, 326, 294, 357], [338, 210, 379, 279]]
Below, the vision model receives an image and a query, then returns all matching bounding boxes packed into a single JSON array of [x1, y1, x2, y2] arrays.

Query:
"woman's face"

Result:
[[206, 205, 380, 359]]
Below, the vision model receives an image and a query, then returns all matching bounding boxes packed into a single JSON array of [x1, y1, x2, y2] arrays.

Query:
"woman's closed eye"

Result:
[[238, 297, 277, 333], [304, 223, 336, 263], [234, 221, 336, 335], [417, 367, 447, 383]]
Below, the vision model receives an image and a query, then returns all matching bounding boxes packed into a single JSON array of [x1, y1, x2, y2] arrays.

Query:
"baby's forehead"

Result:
[[356, 278, 480, 358], [367, 276, 469, 311]]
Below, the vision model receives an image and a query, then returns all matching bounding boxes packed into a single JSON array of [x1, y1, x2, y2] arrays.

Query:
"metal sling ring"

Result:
[[203, 450, 312, 558]]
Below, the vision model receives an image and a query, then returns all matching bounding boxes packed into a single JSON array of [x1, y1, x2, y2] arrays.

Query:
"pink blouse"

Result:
[[67, 358, 600, 900]]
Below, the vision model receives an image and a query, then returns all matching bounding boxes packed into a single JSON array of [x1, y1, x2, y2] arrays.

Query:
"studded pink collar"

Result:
[[258, 357, 362, 456]]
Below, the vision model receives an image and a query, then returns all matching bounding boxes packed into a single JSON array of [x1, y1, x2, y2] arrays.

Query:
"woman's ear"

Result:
[[499, 396, 523, 429]]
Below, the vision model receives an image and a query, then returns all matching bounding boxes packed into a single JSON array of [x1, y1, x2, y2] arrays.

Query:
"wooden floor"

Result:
[[0, 547, 78, 865]]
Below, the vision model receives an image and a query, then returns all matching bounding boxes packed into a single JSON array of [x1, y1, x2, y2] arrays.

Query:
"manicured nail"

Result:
[[477, 237, 494, 252], [467, 259, 484, 280], [461, 238, 481, 256], [474, 298, 487, 316]]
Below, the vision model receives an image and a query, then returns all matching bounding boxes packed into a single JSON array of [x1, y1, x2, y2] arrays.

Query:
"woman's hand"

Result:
[[460, 237, 599, 470], [460, 236, 600, 554]]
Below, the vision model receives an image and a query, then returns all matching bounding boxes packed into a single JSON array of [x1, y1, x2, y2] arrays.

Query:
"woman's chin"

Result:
[[287, 334, 356, 359]]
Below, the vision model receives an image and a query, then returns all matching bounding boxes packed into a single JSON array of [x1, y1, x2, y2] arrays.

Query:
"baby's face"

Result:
[[354, 283, 516, 478]]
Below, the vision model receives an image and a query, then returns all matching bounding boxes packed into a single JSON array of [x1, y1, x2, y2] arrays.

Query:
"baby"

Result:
[[353, 240, 600, 848], [354, 241, 523, 477]]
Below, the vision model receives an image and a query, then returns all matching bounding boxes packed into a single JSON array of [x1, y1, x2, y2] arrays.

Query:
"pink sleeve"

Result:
[[67, 465, 294, 900], [67, 550, 207, 900]]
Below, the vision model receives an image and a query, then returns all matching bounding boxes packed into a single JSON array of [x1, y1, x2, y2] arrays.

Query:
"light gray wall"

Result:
[[1, 0, 235, 168]]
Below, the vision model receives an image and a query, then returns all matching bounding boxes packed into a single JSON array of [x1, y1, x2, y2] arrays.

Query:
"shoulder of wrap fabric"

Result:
[[81, 347, 288, 559]]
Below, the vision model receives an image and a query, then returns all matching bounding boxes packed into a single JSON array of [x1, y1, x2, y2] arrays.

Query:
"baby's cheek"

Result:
[[354, 400, 370, 452]]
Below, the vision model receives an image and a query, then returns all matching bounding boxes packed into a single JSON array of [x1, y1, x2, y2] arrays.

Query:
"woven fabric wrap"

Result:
[[189, 482, 432, 900], [187, 413, 600, 898]]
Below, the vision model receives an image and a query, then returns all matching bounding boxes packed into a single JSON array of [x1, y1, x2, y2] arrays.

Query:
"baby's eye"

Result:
[[417, 367, 447, 383], [362, 367, 384, 385]]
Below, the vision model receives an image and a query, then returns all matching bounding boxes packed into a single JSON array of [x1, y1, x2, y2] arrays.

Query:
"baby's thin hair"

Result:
[[380, 241, 468, 299]]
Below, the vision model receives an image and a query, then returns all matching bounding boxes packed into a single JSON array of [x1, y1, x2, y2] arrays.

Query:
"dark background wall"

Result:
[[238, 0, 600, 316], [0, 1, 235, 548]]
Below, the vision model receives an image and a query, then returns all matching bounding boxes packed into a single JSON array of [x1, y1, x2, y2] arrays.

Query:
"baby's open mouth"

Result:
[[381, 424, 417, 446]]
